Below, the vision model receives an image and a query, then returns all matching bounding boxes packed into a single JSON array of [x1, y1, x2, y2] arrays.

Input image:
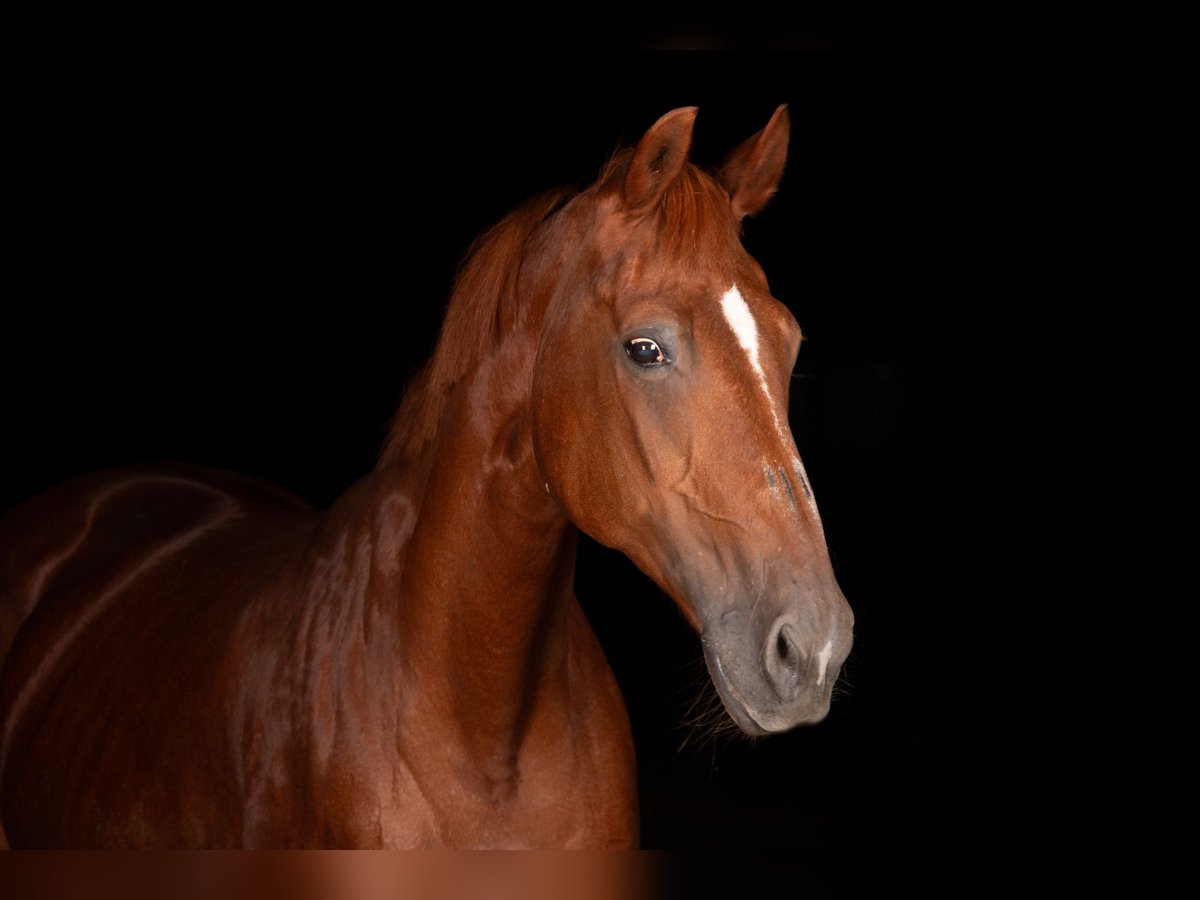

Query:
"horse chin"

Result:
[[700, 638, 833, 737]]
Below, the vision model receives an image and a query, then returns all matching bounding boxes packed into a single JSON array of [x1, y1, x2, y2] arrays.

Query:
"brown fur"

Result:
[[0, 106, 852, 848]]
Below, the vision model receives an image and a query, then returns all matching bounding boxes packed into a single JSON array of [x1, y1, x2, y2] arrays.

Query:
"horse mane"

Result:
[[380, 188, 574, 468], [380, 150, 737, 471]]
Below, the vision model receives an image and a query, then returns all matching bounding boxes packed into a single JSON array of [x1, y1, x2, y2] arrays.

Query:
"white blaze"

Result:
[[720, 285, 763, 380], [720, 284, 789, 446], [720, 284, 822, 521]]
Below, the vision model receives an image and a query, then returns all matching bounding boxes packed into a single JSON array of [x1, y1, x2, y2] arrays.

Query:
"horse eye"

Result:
[[625, 338, 668, 367]]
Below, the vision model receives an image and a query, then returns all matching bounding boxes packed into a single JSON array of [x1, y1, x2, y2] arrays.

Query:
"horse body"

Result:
[[0, 105, 852, 848]]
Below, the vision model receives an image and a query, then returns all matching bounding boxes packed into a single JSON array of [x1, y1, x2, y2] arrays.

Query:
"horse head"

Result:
[[528, 106, 854, 734]]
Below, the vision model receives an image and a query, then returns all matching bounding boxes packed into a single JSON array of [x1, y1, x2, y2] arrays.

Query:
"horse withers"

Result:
[[0, 105, 853, 848]]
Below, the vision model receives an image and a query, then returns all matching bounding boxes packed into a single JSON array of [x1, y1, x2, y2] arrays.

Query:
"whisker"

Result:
[[671, 654, 755, 756]]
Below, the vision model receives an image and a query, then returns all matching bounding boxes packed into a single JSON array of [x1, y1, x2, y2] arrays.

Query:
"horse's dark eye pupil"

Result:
[[627, 339, 664, 366]]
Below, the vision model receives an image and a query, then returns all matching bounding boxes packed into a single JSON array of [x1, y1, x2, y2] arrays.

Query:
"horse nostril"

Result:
[[776, 629, 791, 662], [766, 620, 803, 702]]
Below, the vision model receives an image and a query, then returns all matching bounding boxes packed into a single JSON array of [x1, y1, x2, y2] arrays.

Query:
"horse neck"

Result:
[[284, 197, 592, 777], [365, 313, 576, 771]]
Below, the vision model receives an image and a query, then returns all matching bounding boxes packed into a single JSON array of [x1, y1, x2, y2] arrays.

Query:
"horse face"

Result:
[[530, 107, 854, 735]]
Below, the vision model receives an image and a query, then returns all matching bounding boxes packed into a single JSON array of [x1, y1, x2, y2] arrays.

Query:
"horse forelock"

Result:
[[657, 163, 743, 261]]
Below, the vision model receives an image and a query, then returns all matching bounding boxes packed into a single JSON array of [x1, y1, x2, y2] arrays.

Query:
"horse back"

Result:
[[0, 463, 316, 847], [0, 463, 312, 658]]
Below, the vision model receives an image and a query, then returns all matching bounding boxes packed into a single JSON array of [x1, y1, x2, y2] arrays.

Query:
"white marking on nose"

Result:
[[816, 639, 833, 686]]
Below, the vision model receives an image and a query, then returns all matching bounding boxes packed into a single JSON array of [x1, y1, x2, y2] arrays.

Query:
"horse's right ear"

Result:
[[621, 106, 698, 214]]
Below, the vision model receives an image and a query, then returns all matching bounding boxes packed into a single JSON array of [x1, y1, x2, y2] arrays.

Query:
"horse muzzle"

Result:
[[699, 598, 853, 735]]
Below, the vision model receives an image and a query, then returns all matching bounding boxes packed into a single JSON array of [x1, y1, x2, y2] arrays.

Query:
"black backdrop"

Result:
[[3, 37, 1181, 893]]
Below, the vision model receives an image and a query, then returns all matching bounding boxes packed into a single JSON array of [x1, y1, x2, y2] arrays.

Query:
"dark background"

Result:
[[3, 31, 1181, 894]]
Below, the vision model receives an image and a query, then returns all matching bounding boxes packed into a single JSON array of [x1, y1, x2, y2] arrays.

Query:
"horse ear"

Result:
[[622, 106, 698, 214], [719, 104, 790, 220]]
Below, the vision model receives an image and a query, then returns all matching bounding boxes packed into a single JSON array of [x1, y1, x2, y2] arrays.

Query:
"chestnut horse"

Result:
[[0, 105, 853, 848]]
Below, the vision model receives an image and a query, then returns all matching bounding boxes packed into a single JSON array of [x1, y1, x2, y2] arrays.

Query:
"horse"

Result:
[[0, 104, 854, 849]]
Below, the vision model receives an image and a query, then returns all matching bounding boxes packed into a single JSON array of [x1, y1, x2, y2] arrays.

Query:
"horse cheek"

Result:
[[532, 362, 621, 547]]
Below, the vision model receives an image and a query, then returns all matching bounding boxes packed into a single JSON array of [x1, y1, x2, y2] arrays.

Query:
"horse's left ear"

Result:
[[719, 104, 790, 220]]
